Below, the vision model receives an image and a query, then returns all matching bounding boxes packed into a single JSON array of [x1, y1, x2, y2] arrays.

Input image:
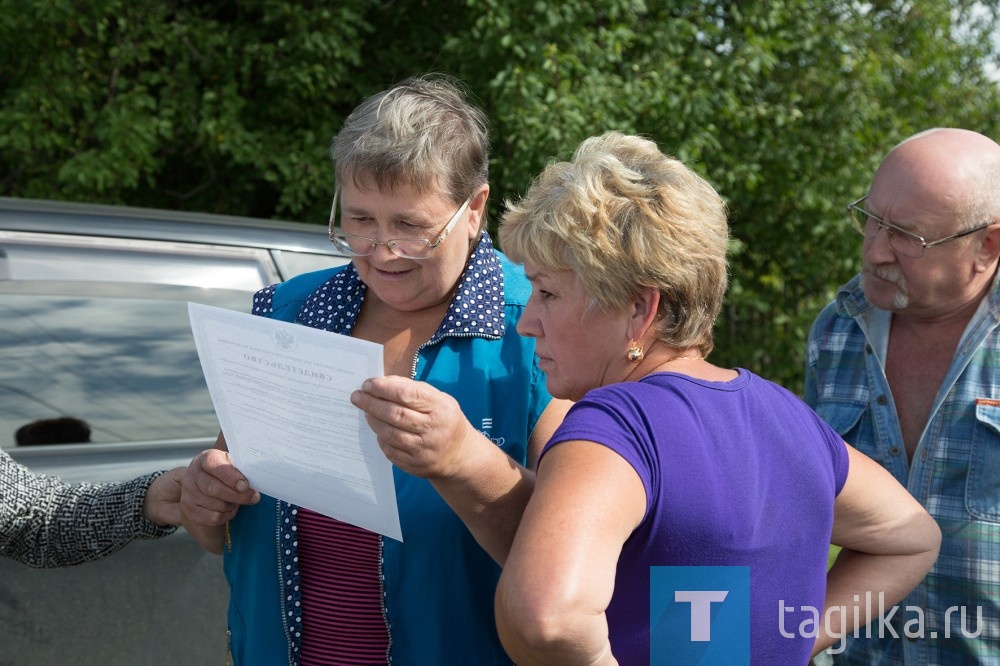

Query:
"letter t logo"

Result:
[[650, 566, 749, 663], [675, 590, 729, 641]]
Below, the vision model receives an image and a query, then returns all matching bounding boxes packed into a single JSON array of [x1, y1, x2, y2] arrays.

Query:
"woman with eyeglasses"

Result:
[[180, 74, 569, 665]]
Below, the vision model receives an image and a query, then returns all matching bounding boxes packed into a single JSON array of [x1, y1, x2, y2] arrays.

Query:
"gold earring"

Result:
[[627, 340, 643, 363]]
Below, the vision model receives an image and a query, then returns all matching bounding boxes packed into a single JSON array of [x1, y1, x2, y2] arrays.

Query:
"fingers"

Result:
[[201, 449, 256, 496], [180, 449, 259, 527], [357, 375, 427, 401], [350, 376, 474, 478], [159, 466, 185, 500], [143, 467, 185, 526], [351, 379, 433, 459], [351, 376, 446, 432]]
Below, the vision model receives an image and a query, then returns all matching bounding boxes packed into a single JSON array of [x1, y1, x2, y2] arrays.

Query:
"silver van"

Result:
[[0, 197, 348, 665]]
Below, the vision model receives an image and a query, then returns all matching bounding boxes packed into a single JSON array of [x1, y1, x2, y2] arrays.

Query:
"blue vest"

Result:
[[223, 249, 550, 664]]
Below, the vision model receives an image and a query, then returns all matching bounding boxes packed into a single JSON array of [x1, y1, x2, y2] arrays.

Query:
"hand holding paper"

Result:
[[351, 375, 482, 480], [188, 302, 402, 542]]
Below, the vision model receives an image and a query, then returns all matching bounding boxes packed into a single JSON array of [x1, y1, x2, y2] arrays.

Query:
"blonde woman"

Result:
[[493, 132, 941, 664]]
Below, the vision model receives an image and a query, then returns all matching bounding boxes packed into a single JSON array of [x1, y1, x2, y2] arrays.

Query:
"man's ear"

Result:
[[975, 223, 1000, 273]]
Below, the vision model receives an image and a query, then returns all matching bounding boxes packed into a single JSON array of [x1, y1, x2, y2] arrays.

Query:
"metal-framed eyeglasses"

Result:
[[328, 190, 472, 260], [847, 195, 993, 259]]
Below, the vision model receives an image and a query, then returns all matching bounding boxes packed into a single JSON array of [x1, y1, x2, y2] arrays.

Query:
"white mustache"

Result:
[[865, 263, 905, 286], [863, 263, 909, 308]]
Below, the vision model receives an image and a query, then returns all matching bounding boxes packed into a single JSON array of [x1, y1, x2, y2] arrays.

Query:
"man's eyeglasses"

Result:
[[328, 190, 472, 260], [847, 195, 992, 259]]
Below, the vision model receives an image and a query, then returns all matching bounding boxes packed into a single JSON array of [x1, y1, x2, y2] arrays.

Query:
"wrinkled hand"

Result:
[[143, 466, 184, 527], [180, 448, 260, 528], [351, 375, 478, 479]]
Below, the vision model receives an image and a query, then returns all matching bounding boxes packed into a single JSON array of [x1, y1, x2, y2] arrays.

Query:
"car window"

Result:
[[0, 280, 250, 448], [0, 232, 317, 449], [0, 230, 281, 288], [272, 248, 346, 278]]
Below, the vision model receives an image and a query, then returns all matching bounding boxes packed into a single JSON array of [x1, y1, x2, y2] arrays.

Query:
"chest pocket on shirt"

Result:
[[967, 402, 1000, 522], [812, 399, 870, 455]]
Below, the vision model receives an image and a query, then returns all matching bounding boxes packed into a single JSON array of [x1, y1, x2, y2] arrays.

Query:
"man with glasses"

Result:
[[804, 128, 1000, 664]]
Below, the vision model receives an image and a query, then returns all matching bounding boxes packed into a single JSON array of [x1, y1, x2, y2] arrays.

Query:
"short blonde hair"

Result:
[[499, 131, 729, 354]]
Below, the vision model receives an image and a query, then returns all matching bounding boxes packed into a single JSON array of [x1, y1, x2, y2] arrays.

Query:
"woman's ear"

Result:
[[627, 286, 661, 340], [466, 185, 490, 238]]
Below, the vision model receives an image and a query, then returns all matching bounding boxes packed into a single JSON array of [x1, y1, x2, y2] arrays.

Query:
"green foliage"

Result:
[[2, 0, 999, 391], [0, 0, 369, 217]]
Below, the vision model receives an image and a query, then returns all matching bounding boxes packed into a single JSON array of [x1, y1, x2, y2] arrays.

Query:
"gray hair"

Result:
[[961, 157, 1000, 231], [330, 74, 490, 228]]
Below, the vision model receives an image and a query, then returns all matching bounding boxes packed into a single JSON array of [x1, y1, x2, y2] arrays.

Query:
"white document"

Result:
[[187, 302, 402, 542]]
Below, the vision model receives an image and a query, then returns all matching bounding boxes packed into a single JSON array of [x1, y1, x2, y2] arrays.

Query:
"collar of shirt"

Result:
[[835, 269, 1000, 372], [296, 231, 505, 341]]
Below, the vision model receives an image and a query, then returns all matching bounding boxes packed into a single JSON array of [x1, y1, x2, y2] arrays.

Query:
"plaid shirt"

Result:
[[0, 449, 175, 568], [804, 273, 1000, 665]]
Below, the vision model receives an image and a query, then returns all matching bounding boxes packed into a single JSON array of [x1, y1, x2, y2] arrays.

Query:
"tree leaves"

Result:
[[2, 0, 998, 389]]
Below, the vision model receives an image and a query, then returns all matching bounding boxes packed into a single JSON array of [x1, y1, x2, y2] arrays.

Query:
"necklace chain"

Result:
[[663, 355, 703, 363]]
